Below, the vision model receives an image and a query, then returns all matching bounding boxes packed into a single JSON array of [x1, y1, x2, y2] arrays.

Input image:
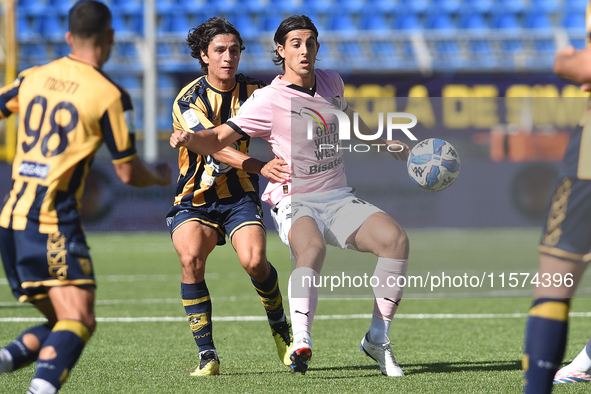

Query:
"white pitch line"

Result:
[[3, 312, 591, 323]]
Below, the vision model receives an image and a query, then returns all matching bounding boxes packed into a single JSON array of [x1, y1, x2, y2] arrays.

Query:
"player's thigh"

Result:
[[534, 254, 588, 299], [346, 211, 409, 259], [171, 220, 219, 262], [225, 194, 267, 265], [48, 285, 96, 331]]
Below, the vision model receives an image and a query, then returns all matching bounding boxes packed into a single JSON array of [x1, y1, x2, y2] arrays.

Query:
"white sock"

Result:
[[288, 267, 319, 337], [0, 348, 13, 375], [369, 315, 391, 344], [293, 330, 312, 350], [27, 378, 57, 394], [568, 345, 591, 373]]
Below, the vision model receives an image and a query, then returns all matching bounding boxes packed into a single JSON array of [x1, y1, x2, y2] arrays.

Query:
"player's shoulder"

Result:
[[235, 73, 266, 88], [175, 75, 207, 104], [316, 69, 343, 83]]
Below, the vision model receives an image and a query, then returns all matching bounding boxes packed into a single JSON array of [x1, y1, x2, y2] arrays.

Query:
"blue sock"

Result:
[[523, 298, 570, 394], [181, 281, 214, 352], [251, 263, 285, 323], [35, 320, 91, 390], [3, 324, 52, 371]]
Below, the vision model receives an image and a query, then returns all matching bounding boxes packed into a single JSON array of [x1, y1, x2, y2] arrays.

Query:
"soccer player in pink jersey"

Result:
[[170, 15, 411, 376]]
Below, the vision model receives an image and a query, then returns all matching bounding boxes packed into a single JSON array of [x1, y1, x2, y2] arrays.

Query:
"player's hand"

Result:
[[260, 157, 291, 182], [170, 129, 189, 149], [154, 162, 172, 186], [385, 140, 410, 161], [581, 83, 591, 92]]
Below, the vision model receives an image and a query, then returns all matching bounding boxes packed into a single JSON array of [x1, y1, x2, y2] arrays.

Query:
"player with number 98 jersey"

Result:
[[0, 54, 138, 298], [0, 55, 137, 235]]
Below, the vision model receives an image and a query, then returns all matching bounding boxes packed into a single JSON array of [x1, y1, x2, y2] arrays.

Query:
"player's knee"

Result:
[[239, 249, 267, 276], [382, 226, 409, 258], [179, 254, 206, 275]]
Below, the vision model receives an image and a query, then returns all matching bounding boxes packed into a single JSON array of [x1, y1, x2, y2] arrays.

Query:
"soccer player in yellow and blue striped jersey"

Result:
[[0, 2, 171, 392], [523, 2, 591, 391], [165, 17, 291, 376]]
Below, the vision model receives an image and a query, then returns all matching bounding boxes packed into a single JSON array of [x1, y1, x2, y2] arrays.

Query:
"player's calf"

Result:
[[32, 319, 93, 392]]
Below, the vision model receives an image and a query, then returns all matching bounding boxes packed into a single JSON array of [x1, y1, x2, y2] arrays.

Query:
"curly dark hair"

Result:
[[272, 15, 319, 71], [186, 17, 245, 74]]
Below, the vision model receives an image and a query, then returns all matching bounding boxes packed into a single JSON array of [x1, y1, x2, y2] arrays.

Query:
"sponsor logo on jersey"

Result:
[[124, 109, 135, 133], [183, 109, 200, 128], [18, 161, 49, 180]]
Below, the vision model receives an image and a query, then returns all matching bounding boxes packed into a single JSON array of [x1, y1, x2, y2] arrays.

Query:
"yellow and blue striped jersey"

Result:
[[171, 73, 264, 207], [0, 55, 138, 234]]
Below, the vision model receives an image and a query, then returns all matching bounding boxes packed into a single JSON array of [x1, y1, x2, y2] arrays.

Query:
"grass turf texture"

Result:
[[1, 229, 591, 393]]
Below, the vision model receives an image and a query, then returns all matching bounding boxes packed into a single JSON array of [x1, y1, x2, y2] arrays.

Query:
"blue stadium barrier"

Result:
[[491, 12, 522, 31], [360, 13, 390, 32], [39, 13, 65, 41], [363, 0, 398, 13], [301, 0, 333, 13], [328, 13, 358, 33], [235, 0, 266, 13], [398, 0, 429, 13], [394, 12, 423, 31], [562, 10, 585, 30], [459, 13, 488, 31], [491, 0, 525, 13], [17, 14, 37, 40], [563, 0, 588, 12], [461, 0, 493, 13], [230, 13, 260, 39], [431, 0, 461, 13], [426, 13, 456, 33], [524, 11, 553, 30], [261, 15, 282, 32], [18, 0, 46, 16], [529, 0, 559, 13]]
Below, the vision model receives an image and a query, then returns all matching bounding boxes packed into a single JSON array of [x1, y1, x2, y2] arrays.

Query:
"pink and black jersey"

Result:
[[226, 69, 349, 205]]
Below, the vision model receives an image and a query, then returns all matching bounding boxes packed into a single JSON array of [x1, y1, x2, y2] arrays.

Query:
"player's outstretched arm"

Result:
[[113, 156, 171, 187], [211, 148, 290, 182], [170, 123, 241, 155], [554, 46, 591, 84], [344, 106, 410, 161]]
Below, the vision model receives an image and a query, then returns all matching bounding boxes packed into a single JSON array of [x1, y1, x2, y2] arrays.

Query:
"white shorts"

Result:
[[271, 187, 383, 250]]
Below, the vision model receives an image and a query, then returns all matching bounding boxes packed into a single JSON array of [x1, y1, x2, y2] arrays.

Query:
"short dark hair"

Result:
[[273, 15, 319, 70], [186, 17, 245, 74], [68, 0, 112, 40]]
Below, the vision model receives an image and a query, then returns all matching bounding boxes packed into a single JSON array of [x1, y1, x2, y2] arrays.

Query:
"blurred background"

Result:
[[0, 0, 587, 232]]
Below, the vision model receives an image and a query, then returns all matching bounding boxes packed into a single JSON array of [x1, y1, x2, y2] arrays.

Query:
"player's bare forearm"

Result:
[[344, 106, 409, 160], [114, 156, 171, 187], [170, 123, 240, 155], [554, 46, 591, 83], [212, 147, 263, 173]]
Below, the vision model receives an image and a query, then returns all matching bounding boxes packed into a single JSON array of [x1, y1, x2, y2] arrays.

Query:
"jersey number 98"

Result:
[[22, 95, 79, 157]]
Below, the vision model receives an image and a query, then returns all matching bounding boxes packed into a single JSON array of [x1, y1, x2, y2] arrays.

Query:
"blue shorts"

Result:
[[539, 177, 591, 263], [166, 192, 265, 246], [0, 221, 95, 303]]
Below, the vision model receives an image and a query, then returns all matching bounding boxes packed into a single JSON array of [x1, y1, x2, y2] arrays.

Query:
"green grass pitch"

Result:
[[1, 229, 591, 393]]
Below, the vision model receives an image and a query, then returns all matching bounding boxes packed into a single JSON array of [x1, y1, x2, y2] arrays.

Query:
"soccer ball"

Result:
[[407, 138, 461, 191]]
